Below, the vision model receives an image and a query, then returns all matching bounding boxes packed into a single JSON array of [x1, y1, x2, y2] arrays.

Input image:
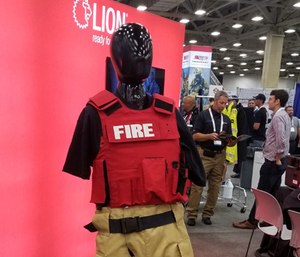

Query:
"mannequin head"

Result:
[[110, 23, 153, 109]]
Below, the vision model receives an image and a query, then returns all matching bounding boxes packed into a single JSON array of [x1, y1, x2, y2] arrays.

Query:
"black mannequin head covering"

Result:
[[111, 23, 153, 84], [110, 23, 153, 109]]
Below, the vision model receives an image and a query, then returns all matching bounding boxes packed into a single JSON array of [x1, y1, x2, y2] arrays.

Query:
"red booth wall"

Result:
[[0, 0, 185, 256]]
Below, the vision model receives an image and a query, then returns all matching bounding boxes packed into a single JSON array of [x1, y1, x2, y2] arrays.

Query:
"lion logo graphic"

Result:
[[73, 0, 92, 29]]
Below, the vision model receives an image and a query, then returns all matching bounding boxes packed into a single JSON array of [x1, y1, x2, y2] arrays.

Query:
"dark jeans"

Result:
[[233, 161, 242, 175], [289, 140, 297, 155], [248, 157, 287, 223]]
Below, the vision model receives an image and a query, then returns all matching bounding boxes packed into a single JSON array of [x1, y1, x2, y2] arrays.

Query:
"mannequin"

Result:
[[63, 23, 205, 257], [111, 23, 152, 109]]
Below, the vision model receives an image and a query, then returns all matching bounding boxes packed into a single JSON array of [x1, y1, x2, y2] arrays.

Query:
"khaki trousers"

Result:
[[186, 147, 226, 219], [92, 203, 194, 257]]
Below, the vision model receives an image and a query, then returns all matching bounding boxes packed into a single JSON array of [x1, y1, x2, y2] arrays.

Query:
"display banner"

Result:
[[0, 1, 185, 257], [293, 82, 300, 118], [180, 45, 212, 108], [209, 85, 224, 97]]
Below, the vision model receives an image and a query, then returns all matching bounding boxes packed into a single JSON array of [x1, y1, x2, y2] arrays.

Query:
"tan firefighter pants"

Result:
[[186, 147, 226, 219], [92, 203, 194, 257]]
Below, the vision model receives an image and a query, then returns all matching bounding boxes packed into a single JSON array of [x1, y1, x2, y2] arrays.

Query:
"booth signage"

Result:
[[73, 0, 128, 45]]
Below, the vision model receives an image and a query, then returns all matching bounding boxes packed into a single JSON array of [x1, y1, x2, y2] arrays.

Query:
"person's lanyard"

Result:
[[290, 116, 296, 133], [253, 107, 259, 116], [184, 112, 192, 124], [209, 108, 223, 133]]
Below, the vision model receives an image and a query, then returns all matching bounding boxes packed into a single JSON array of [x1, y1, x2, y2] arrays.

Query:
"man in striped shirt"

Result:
[[233, 89, 291, 229]]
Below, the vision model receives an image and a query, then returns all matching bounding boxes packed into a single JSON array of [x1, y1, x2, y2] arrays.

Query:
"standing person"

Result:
[[233, 89, 291, 229], [181, 95, 199, 127], [244, 99, 255, 143], [186, 91, 236, 226], [285, 105, 300, 154], [222, 96, 239, 165], [62, 23, 206, 257], [245, 99, 256, 132], [248, 99, 256, 109], [228, 97, 248, 178], [251, 93, 268, 147]]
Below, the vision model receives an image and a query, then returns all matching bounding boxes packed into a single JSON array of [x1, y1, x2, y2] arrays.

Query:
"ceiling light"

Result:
[[232, 23, 243, 29], [213, 67, 219, 70], [220, 48, 227, 51], [243, 68, 249, 71], [233, 42, 242, 47], [296, 67, 300, 70], [230, 71, 236, 74], [227, 64, 234, 67], [255, 60, 263, 63], [219, 71, 224, 75], [293, 2, 300, 7], [183, 44, 186, 47], [211, 31, 220, 36], [239, 74, 245, 77], [280, 69, 286, 72], [291, 53, 299, 57], [211, 60, 216, 63], [285, 29, 296, 33], [286, 62, 294, 65], [256, 50, 264, 55], [180, 18, 190, 24], [255, 67, 261, 70], [137, 5, 147, 11], [240, 62, 247, 65], [252, 16, 264, 21], [259, 36, 267, 40], [189, 39, 197, 44], [224, 57, 231, 60], [240, 53, 247, 58], [195, 9, 206, 15], [289, 74, 295, 77]]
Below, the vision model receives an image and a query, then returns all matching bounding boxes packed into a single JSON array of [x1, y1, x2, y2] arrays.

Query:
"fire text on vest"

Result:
[[113, 123, 155, 140]]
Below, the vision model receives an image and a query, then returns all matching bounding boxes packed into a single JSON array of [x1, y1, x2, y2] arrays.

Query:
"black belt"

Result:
[[109, 210, 175, 234], [202, 148, 223, 154]]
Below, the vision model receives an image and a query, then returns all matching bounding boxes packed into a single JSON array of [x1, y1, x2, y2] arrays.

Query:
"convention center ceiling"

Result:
[[115, 0, 300, 77]]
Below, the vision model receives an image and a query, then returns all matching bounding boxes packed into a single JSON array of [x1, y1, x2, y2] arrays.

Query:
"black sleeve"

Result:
[[244, 107, 254, 133], [176, 110, 206, 186], [192, 111, 205, 133], [62, 105, 101, 179], [223, 115, 232, 135], [236, 105, 249, 161], [253, 108, 265, 123], [237, 104, 248, 135]]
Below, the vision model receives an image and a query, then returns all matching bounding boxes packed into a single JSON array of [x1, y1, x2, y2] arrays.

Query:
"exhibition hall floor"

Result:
[[187, 172, 263, 257]]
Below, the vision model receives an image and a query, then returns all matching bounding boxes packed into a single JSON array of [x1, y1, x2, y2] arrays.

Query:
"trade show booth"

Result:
[[0, 1, 185, 256]]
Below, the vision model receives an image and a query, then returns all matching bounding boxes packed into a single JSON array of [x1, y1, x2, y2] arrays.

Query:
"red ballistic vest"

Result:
[[88, 90, 188, 207]]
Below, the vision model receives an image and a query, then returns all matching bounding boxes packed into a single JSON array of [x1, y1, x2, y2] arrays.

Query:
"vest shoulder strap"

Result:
[[89, 91, 175, 115], [89, 90, 121, 115], [153, 93, 174, 115]]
